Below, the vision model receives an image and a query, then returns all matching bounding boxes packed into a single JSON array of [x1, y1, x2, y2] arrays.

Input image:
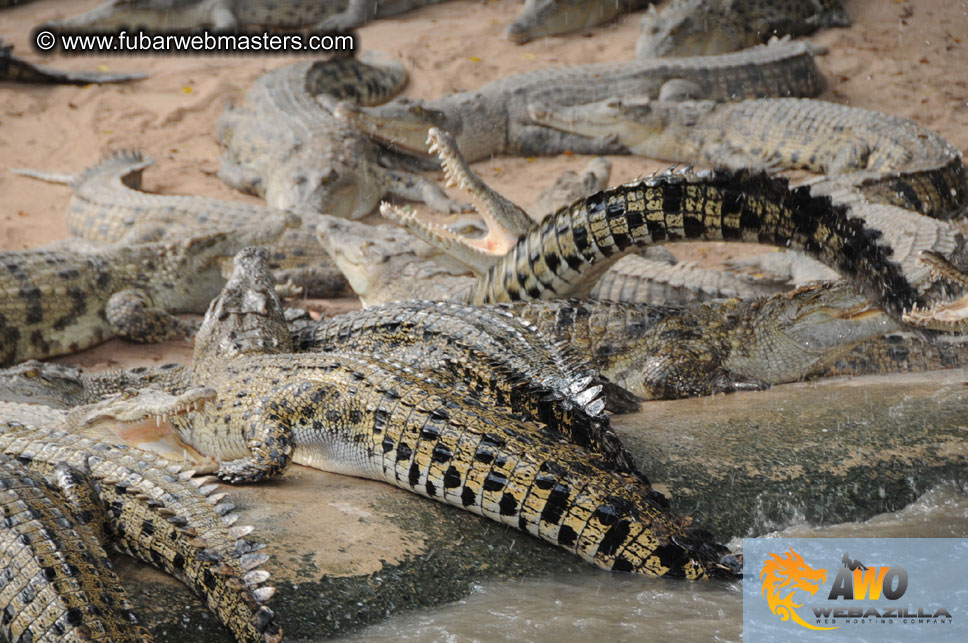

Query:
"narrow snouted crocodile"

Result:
[[636, 0, 850, 58], [527, 96, 968, 219], [336, 39, 826, 164], [0, 37, 146, 84]]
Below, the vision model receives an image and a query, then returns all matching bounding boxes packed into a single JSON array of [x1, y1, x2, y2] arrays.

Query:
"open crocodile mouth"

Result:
[[77, 387, 219, 471]]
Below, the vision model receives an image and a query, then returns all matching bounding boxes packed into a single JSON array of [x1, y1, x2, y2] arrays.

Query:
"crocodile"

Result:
[[0, 214, 297, 366], [0, 403, 281, 642], [216, 52, 462, 219], [526, 96, 968, 219], [164, 246, 740, 578], [376, 126, 952, 322], [0, 453, 154, 642], [505, 0, 654, 44], [41, 0, 449, 31], [636, 0, 850, 58], [335, 38, 826, 164], [292, 299, 644, 463], [13, 150, 351, 298], [378, 127, 796, 306], [0, 37, 146, 84], [497, 286, 901, 400]]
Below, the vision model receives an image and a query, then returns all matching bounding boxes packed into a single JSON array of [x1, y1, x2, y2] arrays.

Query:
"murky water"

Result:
[[340, 485, 968, 642]]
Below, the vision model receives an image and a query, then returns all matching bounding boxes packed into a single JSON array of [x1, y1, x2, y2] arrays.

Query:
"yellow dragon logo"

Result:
[[761, 547, 837, 631]]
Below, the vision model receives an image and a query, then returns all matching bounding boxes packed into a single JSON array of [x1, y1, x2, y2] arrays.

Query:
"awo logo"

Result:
[[756, 544, 954, 633]]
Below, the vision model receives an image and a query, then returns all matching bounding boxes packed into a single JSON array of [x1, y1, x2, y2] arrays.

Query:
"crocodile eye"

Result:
[[24, 368, 38, 378]]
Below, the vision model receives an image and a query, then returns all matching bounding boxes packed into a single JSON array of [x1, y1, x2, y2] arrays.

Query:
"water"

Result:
[[340, 485, 968, 642]]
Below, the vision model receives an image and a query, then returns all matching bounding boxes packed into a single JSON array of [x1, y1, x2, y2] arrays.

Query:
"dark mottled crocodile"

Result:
[[291, 299, 644, 466], [0, 214, 297, 366], [0, 453, 154, 642], [217, 53, 462, 219], [506, 0, 654, 44], [41, 0, 449, 31], [636, 0, 850, 58], [0, 406, 281, 642], [497, 286, 903, 400], [13, 150, 351, 298], [167, 247, 740, 578], [0, 37, 146, 84], [528, 96, 968, 219], [335, 39, 826, 163]]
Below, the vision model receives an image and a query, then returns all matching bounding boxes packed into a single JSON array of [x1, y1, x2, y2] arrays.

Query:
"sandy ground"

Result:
[[1, 0, 967, 373]]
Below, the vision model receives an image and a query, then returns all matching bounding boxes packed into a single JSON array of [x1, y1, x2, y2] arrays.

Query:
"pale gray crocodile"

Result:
[[527, 97, 968, 219], [335, 38, 826, 164], [217, 53, 463, 219], [636, 0, 850, 58], [41, 0, 449, 31], [505, 0, 654, 44], [0, 214, 297, 365], [0, 36, 146, 84], [13, 150, 351, 298]]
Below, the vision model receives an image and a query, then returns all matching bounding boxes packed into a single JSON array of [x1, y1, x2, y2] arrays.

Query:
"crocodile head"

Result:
[[193, 247, 294, 364], [41, 0, 232, 31], [505, 0, 627, 44], [530, 95, 703, 152], [335, 98, 454, 157], [73, 386, 220, 469], [0, 361, 85, 408], [268, 158, 380, 220], [315, 215, 474, 305], [635, 0, 761, 58]]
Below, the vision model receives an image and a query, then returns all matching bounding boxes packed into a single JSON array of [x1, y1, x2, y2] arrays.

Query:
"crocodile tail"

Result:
[[0, 454, 154, 642], [0, 425, 281, 643], [468, 168, 920, 319], [851, 156, 968, 219]]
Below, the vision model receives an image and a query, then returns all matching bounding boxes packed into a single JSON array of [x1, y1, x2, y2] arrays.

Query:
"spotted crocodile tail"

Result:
[[466, 168, 921, 320], [292, 351, 734, 578], [0, 424, 281, 643], [0, 454, 154, 642]]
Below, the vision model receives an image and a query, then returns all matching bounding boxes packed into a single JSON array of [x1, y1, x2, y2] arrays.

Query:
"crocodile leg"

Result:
[[106, 289, 200, 343]]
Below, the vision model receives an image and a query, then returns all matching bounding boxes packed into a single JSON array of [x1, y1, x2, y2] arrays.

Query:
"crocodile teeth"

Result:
[[240, 553, 270, 570], [252, 586, 276, 603], [244, 570, 271, 585]]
